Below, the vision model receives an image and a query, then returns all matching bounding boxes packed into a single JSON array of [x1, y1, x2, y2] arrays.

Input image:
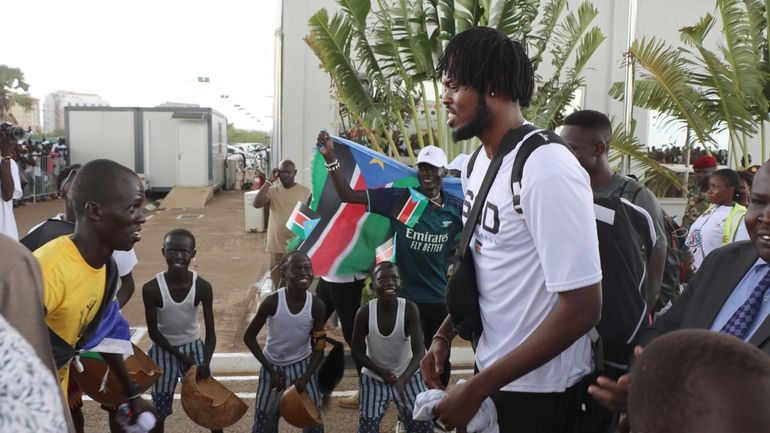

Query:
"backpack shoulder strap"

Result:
[[458, 125, 538, 254], [465, 144, 484, 179], [620, 178, 645, 202], [511, 130, 568, 214]]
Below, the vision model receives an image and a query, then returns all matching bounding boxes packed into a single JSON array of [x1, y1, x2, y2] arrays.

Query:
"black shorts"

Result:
[[491, 380, 582, 433]]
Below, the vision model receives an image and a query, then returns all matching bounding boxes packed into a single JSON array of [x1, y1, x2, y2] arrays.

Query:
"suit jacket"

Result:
[[638, 240, 770, 354]]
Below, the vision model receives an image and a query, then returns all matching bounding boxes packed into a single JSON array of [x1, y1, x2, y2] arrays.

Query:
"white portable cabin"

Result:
[[66, 107, 227, 192]]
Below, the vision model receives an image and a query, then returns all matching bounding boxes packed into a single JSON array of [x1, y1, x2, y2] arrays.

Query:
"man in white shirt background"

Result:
[[0, 123, 24, 240]]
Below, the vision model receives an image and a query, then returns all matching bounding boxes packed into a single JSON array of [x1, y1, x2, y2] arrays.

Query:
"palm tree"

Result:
[[610, 0, 770, 170], [0, 65, 33, 123], [306, 0, 606, 162]]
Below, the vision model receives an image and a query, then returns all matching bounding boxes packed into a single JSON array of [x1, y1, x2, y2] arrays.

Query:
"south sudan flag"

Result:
[[289, 136, 462, 276], [375, 235, 396, 264], [286, 202, 321, 240], [393, 188, 428, 228]]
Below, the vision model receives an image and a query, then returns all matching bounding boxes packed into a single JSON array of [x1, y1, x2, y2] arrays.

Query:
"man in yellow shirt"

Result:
[[34, 159, 153, 424]]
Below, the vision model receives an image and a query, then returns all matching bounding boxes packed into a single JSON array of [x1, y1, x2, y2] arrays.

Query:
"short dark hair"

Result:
[[629, 329, 770, 433], [437, 27, 534, 107], [372, 261, 398, 277], [712, 168, 741, 202], [68, 159, 138, 216], [738, 170, 755, 188], [163, 228, 196, 248], [280, 250, 310, 272], [563, 110, 613, 147]]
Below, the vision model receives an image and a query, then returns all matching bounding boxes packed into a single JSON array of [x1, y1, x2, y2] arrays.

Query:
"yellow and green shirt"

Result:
[[34, 236, 106, 394]]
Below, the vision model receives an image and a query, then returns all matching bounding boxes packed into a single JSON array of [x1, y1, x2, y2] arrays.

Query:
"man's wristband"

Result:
[[325, 159, 340, 172], [265, 179, 274, 186], [432, 333, 451, 347]]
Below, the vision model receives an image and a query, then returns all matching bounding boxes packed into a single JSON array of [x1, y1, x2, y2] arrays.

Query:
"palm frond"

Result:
[[549, 1, 598, 73], [338, 0, 389, 90], [531, 26, 604, 129], [680, 14, 759, 155], [530, 0, 567, 72], [306, 9, 389, 136], [716, 0, 766, 102], [623, 37, 714, 146], [528, 1, 599, 117], [488, 0, 539, 41], [455, 0, 486, 32], [609, 123, 686, 197], [430, 0, 455, 42]]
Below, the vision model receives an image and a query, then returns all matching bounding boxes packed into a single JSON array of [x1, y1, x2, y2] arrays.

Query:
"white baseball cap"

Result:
[[416, 145, 448, 168]]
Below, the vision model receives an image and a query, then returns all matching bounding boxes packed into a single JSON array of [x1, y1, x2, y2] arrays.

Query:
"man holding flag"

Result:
[[318, 132, 462, 391]]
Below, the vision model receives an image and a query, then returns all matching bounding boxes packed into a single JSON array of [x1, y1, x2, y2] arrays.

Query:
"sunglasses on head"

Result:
[[59, 167, 80, 193]]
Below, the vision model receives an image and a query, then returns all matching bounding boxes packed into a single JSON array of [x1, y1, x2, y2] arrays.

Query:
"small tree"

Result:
[[0, 65, 33, 122], [226, 123, 270, 144]]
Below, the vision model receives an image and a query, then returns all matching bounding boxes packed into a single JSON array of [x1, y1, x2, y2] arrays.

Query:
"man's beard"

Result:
[[451, 93, 492, 142]]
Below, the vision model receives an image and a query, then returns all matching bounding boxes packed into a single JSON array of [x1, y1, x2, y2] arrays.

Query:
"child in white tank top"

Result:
[[244, 251, 327, 433], [350, 262, 432, 433], [141, 229, 219, 432]]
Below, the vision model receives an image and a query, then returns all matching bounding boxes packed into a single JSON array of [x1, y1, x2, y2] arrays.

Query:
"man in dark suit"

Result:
[[588, 159, 770, 416]]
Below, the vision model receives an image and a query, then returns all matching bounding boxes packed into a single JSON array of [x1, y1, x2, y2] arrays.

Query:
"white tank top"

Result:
[[156, 271, 201, 346], [263, 288, 313, 366], [362, 298, 412, 380]]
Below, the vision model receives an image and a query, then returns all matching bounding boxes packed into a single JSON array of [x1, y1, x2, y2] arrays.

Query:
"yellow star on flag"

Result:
[[369, 157, 385, 169]]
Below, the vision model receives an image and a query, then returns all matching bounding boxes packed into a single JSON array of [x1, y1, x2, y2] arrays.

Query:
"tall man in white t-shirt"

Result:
[[420, 27, 603, 432], [0, 128, 23, 240]]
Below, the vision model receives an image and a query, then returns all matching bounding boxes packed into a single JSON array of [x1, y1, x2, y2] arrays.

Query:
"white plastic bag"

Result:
[[258, 272, 274, 298]]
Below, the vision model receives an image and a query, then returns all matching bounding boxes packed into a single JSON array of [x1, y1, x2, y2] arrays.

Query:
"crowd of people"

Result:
[[9, 137, 68, 207], [3, 26, 770, 433], [648, 145, 730, 166]]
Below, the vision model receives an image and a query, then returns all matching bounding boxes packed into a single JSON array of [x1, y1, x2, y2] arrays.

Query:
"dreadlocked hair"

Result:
[[437, 26, 534, 107]]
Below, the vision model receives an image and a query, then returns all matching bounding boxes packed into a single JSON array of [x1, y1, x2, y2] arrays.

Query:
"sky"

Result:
[[5, 0, 278, 130]]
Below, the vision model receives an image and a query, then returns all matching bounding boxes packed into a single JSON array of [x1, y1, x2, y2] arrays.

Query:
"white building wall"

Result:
[[277, 0, 340, 186]]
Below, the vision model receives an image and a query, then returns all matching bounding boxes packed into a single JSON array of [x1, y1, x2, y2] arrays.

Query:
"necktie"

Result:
[[721, 268, 770, 339]]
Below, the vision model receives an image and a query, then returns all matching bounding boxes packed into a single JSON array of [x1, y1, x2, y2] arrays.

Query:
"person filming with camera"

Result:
[[1, 122, 24, 240]]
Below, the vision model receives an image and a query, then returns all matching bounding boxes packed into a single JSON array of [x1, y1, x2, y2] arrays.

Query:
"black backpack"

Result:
[[619, 180, 687, 312], [466, 129, 654, 371]]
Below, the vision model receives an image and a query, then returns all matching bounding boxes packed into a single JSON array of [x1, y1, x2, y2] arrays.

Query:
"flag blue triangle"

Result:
[[409, 187, 428, 203], [303, 218, 321, 239]]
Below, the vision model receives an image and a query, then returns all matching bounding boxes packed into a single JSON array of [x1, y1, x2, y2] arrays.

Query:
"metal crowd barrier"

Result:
[[19, 155, 65, 202]]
